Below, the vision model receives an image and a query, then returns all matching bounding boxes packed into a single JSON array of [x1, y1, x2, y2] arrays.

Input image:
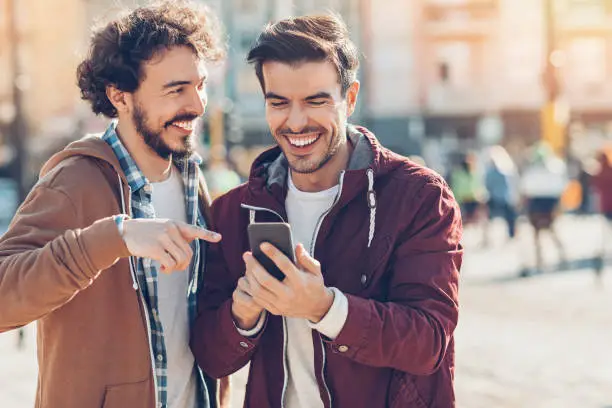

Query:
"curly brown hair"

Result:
[[77, 1, 225, 118]]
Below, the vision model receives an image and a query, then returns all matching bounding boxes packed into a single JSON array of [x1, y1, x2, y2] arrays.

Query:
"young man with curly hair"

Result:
[[191, 14, 463, 408], [0, 2, 226, 407]]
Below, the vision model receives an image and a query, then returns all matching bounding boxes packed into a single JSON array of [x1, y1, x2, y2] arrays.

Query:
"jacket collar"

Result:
[[253, 125, 378, 194]]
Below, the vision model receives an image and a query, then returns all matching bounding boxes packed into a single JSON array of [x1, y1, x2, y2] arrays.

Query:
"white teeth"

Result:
[[173, 121, 194, 130], [288, 135, 318, 147]]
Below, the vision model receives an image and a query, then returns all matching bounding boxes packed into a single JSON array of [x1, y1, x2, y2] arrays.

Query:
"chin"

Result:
[[288, 158, 324, 174], [169, 136, 194, 151]]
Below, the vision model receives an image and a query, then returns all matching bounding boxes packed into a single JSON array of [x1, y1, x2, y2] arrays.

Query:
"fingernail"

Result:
[[261, 242, 271, 251]]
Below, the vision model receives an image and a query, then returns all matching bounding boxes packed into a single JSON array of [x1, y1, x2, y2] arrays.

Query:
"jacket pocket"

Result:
[[102, 378, 150, 408], [388, 372, 428, 408], [355, 235, 392, 296]]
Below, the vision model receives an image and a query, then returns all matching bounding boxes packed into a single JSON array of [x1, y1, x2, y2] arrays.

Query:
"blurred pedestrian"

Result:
[[590, 148, 612, 278], [0, 3, 226, 407], [577, 158, 594, 215], [483, 145, 519, 243], [520, 142, 568, 274], [449, 152, 487, 226]]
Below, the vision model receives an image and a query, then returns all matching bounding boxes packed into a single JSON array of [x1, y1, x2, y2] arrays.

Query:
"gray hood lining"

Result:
[[265, 125, 374, 189]]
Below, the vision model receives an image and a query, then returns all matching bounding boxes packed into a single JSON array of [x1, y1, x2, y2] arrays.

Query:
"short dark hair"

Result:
[[77, 1, 225, 118], [246, 14, 359, 97]]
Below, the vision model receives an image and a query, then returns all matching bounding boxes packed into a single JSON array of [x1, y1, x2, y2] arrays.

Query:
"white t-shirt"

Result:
[[151, 167, 197, 408], [283, 173, 348, 408]]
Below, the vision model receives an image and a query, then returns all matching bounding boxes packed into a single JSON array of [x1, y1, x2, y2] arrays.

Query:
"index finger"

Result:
[[260, 242, 300, 281], [177, 222, 222, 243]]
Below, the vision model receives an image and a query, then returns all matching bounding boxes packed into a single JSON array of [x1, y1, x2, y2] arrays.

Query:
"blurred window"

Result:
[[568, 37, 607, 86], [436, 42, 472, 86], [567, 0, 607, 23], [439, 62, 450, 83]]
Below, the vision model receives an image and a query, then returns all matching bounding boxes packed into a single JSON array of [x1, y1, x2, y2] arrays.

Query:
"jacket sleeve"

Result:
[[191, 196, 266, 379], [328, 180, 462, 376], [0, 181, 131, 332]]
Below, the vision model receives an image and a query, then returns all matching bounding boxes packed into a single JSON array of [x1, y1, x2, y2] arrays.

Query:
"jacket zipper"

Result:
[[123, 181, 159, 408], [242, 169, 345, 408], [190, 192, 202, 296], [308, 170, 345, 408], [240, 203, 289, 406], [281, 316, 289, 408]]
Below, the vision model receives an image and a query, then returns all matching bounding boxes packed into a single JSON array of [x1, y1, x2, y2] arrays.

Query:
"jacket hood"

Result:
[[243, 125, 406, 249], [40, 134, 126, 181]]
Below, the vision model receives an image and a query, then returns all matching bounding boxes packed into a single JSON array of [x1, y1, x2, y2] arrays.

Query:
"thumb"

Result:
[[296, 243, 321, 276], [177, 222, 222, 243]]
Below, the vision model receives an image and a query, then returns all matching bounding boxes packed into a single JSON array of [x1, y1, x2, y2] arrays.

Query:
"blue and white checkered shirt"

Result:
[[102, 122, 209, 408]]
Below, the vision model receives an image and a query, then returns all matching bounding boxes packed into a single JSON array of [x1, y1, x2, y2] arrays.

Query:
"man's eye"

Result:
[[170, 88, 183, 94], [270, 101, 287, 107], [308, 100, 326, 106]]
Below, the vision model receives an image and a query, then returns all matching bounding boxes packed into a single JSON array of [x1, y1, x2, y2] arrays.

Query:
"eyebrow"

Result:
[[162, 76, 207, 89], [264, 91, 333, 101], [304, 92, 332, 101], [265, 92, 288, 100]]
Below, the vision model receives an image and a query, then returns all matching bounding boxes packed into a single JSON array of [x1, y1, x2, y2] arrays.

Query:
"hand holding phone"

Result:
[[242, 241, 334, 323]]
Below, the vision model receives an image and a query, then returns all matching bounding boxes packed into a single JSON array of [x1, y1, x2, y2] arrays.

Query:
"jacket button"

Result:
[[239, 341, 249, 349], [338, 345, 349, 353], [360, 274, 367, 285], [156, 354, 163, 362]]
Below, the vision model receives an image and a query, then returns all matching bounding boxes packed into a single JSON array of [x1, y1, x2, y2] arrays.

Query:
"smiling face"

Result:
[[262, 60, 359, 175], [129, 45, 208, 159]]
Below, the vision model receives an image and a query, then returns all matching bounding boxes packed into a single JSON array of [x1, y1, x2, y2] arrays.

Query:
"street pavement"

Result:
[[2, 214, 612, 407]]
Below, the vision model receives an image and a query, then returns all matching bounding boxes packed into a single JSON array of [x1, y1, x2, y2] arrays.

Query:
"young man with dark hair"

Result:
[[191, 14, 463, 408], [0, 2, 226, 407]]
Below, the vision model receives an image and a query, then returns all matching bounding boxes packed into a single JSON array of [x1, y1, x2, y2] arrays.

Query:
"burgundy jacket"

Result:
[[191, 126, 463, 407], [592, 164, 612, 214]]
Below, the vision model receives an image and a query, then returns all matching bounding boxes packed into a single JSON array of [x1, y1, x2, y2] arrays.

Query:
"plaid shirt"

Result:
[[103, 123, 209, 408]]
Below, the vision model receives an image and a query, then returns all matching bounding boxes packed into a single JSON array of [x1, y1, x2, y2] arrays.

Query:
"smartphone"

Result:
[[247, 222, 295, 281]]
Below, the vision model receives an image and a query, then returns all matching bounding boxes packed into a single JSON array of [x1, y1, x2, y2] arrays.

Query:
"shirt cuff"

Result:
[[235, 311, 267, 337], [309, 287, 348, 340]]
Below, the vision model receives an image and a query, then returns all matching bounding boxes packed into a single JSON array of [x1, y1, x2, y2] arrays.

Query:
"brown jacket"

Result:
[[0, 136, 219, 408]]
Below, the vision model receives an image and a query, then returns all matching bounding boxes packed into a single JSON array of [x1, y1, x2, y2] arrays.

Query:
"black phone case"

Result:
[[247, 223, 295, 281]]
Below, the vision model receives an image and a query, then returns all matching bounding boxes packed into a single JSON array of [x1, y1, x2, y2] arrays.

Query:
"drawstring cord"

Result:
[[118, 174, 139, 290], [366, 168, 376, 248]]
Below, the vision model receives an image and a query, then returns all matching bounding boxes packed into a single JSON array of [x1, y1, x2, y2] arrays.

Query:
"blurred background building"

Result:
[[3, 0, 612, 196]]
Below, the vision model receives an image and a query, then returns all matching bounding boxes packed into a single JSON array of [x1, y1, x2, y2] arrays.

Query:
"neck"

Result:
[[115, 120, 173, 183], [290, 138, 353, 193]]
